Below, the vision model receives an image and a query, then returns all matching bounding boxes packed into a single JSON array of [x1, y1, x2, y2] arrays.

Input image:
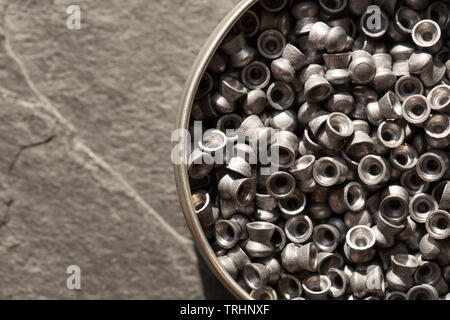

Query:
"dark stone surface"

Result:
[[0, 0, 238, 299]]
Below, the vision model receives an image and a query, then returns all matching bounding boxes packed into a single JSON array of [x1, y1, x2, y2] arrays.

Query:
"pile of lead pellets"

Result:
[[188, 0, 450, 300]]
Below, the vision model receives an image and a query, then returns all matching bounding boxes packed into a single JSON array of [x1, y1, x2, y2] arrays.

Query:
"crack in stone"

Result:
[[0, 198, 14, 231], [8, 135, 56, 173], [2, 12, 193, 246]]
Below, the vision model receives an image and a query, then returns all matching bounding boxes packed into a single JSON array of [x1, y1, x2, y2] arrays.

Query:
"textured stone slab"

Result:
[[0, 0, 238, 299]]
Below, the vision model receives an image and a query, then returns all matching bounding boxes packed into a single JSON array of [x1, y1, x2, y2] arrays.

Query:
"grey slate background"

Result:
[[0, 0, 238, 299]]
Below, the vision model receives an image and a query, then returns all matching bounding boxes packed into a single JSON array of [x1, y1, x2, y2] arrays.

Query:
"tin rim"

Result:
[[173, 0, 258, 300]]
